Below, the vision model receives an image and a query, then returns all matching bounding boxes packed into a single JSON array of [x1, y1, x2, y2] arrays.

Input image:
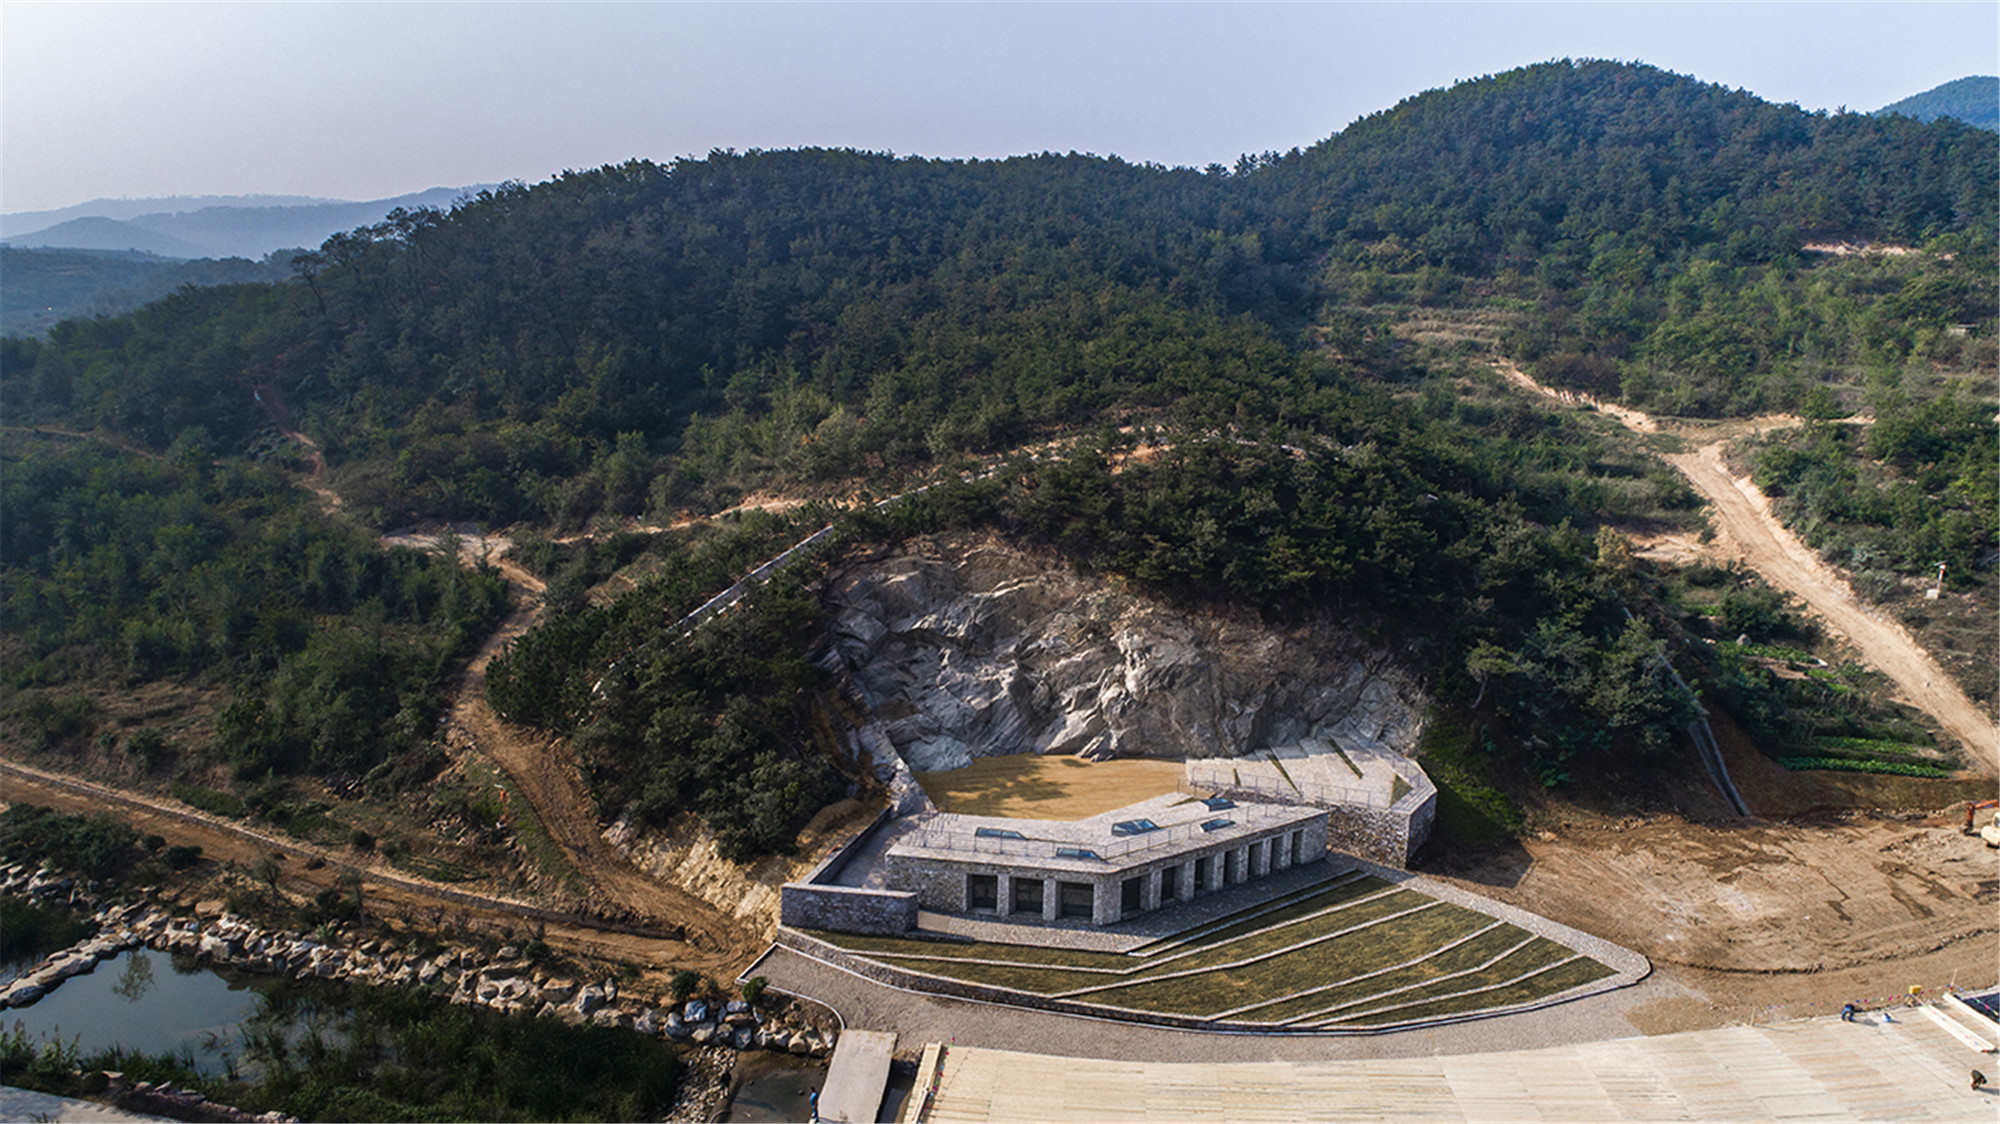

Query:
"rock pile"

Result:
[[108, 1077, 293, 1123], [0, 861, 836, 1063]]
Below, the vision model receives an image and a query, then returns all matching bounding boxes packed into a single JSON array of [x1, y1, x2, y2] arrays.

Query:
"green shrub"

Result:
[[162, 844, 204, 870], [1775, 756, 1954, 778], [171, 782, 247, 818]]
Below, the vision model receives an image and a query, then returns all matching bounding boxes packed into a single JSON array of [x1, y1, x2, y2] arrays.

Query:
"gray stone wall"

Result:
[[778, 884, 918, 935], [1206, 758, 1430, 868]]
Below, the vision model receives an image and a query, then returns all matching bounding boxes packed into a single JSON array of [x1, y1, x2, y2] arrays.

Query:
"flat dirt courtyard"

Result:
[[914, 754, 1186, 820]]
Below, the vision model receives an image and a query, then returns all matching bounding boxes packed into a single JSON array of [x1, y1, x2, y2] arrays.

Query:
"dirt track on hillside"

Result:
[[1498, 361, 1998, 774], [0, 760, 745, 976], [1665, 441, 1998, 772], [390, 530, 764, 966]]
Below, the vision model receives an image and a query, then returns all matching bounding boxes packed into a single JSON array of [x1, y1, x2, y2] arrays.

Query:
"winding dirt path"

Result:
[[383, 529, 761, 963], [1497, 361, 1998, 774]]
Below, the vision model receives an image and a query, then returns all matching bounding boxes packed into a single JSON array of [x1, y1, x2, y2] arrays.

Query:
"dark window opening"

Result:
[[1058, 881, 1094, 919], [1013, 877, 1044, 914], [1120, 876, 1144, 915], [967, 873, 998, 912]]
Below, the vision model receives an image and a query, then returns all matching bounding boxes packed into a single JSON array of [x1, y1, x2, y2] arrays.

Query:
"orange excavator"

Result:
[[1964, 800, 2000, 847]]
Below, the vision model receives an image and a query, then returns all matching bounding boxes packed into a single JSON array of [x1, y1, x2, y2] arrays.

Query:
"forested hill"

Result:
[[1877, 76, 2000, 132], [5, 60, 1992, 510], [3, 58, 1994, 855], [1280, 60, 1995, 266]]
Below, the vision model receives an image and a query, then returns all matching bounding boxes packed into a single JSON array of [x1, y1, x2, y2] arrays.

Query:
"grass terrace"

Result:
[[802, 874, 1615, 1029]]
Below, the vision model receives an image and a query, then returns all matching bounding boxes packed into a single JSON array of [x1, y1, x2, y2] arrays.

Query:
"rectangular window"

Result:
[[1290, 831, 1304, 865], [1194, 855, 1213, 891], [967, 873, 998, 912], [1120, 876, 1143, 915], [1163, 864, 1182, 901], [1058, 881, 1093, 919], [1012, 877, 1044, 914]]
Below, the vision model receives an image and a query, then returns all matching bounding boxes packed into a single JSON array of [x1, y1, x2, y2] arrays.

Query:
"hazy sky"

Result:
[[3, 2, 1995, 212]]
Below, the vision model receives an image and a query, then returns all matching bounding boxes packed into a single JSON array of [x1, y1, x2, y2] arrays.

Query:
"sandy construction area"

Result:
[[915, 754, 1188, 820]]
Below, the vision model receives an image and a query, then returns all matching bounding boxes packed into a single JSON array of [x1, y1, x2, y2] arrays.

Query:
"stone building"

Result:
[[884, 793, 1328, 926]]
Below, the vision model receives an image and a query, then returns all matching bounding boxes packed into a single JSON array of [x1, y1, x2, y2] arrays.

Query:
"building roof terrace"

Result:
[[888, 792, 1323, 875]]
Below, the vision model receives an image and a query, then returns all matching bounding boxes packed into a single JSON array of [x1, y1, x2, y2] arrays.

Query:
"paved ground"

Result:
[[820, 1028, 896, 1123], [907, 1010, 1996, 1122]]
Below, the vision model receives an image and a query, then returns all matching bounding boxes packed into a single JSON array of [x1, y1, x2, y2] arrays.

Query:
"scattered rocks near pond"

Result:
[[663, 1045, 737, 1123], [109, 1076, 294, 1123], [0, 860, 837, 1063]]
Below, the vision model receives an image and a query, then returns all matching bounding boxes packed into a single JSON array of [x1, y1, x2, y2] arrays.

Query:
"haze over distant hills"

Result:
[[0, 186, 492, 260], [1876, 75, 1998, 131]]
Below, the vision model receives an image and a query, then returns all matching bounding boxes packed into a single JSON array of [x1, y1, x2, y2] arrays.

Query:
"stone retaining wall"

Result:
[[1205, 752, 1436, 868], [779, 883, 918, 934]]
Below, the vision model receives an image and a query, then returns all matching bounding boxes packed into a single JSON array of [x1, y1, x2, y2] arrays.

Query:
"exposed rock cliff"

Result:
[[826, 533, 1428, 771]]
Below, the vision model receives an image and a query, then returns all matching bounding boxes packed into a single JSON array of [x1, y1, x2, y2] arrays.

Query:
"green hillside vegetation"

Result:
[[0, 246, 294, 337], [2, 60, 1994, 857], [1877, 76, 1999, 132], [1, 432, 507, 785]]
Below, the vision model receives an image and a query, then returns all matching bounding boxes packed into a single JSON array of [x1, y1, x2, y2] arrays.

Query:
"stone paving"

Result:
[[902, 1011, 1995, 1122]]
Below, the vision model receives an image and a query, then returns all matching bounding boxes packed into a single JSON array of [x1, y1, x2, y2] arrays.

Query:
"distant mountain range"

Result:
[[0, 186, 493, 260], [1876, 76, 1998, 132]]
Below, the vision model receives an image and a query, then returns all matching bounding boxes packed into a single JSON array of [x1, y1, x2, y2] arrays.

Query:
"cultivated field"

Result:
[[807, 872, 1614, 1029], [914, 754, 1187, 820]]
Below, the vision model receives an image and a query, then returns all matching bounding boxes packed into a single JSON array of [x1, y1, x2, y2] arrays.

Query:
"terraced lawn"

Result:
[[801, 875, 1619, 1027]]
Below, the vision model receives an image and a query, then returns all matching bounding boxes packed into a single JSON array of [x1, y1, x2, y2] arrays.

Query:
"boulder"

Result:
[[575, 986, 606, 1015]]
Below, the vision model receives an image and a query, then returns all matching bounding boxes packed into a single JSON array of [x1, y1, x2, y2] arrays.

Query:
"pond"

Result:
[[721, 1052, 914, 1123], [724, 1050, 828, 1123], [3, 948, 283, 1076]]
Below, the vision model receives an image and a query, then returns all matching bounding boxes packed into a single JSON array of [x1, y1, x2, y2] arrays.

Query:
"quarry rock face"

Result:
[[827, 533, 1427, 771]]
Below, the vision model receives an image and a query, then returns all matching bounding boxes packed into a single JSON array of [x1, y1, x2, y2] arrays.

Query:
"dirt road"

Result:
[[1498, 361, 1998, 774], [0, 760, 747, 975], [385, 529, 764, 961], [1666, 442, 1998, 772]]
